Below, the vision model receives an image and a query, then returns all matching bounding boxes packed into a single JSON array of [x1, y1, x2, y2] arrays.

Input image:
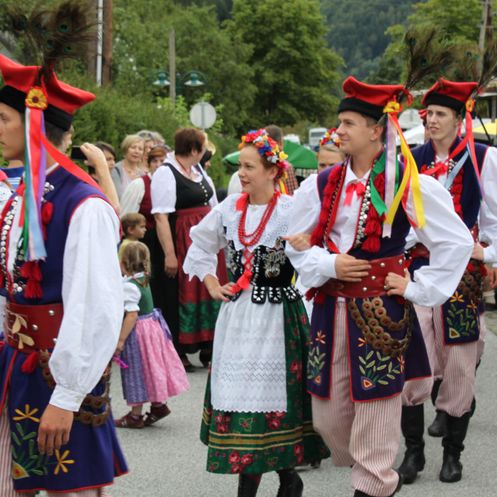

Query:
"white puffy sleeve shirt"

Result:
[[151, 154, 218, 215], [7, 195, 123, 412], [285, 168, 473, 308], [184, 194, 293, 282], [477, 147, 497, 266]]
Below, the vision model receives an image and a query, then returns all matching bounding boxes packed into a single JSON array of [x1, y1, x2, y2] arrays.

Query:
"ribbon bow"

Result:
[[344, 181, 366, 206]]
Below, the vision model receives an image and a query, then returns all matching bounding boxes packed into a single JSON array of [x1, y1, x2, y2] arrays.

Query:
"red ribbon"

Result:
[[343, 181, 366, 206]]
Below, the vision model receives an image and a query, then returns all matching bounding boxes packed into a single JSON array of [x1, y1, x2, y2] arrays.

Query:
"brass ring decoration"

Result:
[[348, 297, 412, 358]]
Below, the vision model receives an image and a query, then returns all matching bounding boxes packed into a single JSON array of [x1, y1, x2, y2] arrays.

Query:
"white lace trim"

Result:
[[222, 194, 293, 252], [210, 290, 287, 412]]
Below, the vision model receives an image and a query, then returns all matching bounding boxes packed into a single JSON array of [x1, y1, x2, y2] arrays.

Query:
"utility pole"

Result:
[[87, 0, 97, 80], [102, 0, 113, 85], [169, 29, 176, 103]]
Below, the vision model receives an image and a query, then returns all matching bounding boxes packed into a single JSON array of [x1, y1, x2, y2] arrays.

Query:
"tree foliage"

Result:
[[228, 0, 342, 128], [321, 0, 417, 79], [370, 0, 485, 84]]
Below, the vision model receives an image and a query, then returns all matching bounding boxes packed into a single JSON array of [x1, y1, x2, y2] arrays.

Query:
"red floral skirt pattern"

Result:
[[200, 299, 330, 474]]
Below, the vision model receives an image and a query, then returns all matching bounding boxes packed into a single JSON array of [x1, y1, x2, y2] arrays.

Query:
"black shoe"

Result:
[[237, 474, 261, 497], [397, 405, 425, 484], [276, 469, 303, 497], [354, 471, 403, 497], [428, 410, 448, 437], [199, 349, 212, 368], [439, 413, 470, 483]]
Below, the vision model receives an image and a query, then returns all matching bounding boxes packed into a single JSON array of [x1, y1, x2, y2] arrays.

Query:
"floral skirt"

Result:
[[200, 298, 330, 474]]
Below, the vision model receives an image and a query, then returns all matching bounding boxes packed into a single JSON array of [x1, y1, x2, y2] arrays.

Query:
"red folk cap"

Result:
[[338, 76, 411, 121], [422, 78, 478, 113], [0, 54, 95, 131]]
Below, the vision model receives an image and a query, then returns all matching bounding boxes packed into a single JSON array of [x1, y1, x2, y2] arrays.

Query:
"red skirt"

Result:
[[175, 206, 228, 346]]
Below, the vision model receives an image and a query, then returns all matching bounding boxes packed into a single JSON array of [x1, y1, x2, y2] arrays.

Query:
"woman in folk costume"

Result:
[[151, 128, 228, 370], [183, 129, 329, 497], [285, 76, 474, 497], [398, 78, 497, 485], [0, 3, 127, 495]]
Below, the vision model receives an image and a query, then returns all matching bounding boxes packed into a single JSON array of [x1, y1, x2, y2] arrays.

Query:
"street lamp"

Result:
[[153, 70, 207, 97]]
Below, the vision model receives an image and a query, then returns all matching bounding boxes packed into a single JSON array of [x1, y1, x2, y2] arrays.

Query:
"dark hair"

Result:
[[45, 121, 66, 147], [174, 127, 205, 156], [199, 149, 212, 168], [95, 141, 117, 160], [265, 124, 284, 145]]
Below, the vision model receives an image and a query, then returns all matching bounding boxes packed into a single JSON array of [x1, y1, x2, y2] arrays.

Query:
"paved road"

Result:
[[109, 315, 497, 497]]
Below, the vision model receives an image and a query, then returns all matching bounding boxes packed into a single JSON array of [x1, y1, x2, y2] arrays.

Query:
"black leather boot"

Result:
[[276, 469, 303, 497], [439, 413, 470, 483], [397, 405, 425, 484], [237, 474, 261, 497], [431, 378, 442, 405], [428, 410, 448, 437]]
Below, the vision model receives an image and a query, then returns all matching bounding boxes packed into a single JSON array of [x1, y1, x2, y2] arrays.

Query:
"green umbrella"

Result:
[[223, 140, 318, 169]]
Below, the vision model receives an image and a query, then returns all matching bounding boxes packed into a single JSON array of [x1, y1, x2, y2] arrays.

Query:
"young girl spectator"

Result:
[[115, 242, 189, 428], [119, 213, 147, 259]]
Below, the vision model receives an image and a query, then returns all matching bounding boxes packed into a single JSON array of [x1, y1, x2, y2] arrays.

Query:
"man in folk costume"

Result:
[[397, 78, 497, 485], [285, 76, 474, 497], [0, 4, 127, 496]]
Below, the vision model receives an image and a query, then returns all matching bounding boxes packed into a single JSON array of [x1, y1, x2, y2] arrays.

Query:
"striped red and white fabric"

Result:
[[435, 321, 478, 417], [312, 301, 401, 497], [1, 410, 102, 497]]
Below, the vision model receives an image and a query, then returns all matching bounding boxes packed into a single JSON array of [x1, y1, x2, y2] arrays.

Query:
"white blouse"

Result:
[[6, 168, 123, 412], [184, 193, 293, 282], [285, 163, 474, 308], [120, 175, 148, 215], [151, 152, 217, 215]]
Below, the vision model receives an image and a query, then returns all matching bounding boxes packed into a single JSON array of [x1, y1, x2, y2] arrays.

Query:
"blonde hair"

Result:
[[121, 212, 146, 237], [120, 134, 145, 155], [120, 241, 151, 284], [320, 143, 344, 156]]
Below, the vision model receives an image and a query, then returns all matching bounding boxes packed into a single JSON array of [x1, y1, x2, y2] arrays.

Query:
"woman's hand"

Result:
[[283, 233, 311, 251], [165, 253, 178, 278], [204, 275, 235, 302], [335, 254, 371, 282], [385, 269, 411, 297]]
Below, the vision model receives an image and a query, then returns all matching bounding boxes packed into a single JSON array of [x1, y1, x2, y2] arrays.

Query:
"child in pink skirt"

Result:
[[115, 241, 189, 428]]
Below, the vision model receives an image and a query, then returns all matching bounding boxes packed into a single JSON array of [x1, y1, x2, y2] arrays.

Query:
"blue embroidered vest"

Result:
[[308, 165, 430, 401]]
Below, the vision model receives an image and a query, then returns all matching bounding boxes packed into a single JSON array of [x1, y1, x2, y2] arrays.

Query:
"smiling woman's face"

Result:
[[237, 145, 277, 195], [0, 103, 24, 161]]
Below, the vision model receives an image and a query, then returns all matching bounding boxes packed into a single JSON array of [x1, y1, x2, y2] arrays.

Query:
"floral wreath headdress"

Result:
[[319, 128, 340, 148], [239, 129, 289, 180]]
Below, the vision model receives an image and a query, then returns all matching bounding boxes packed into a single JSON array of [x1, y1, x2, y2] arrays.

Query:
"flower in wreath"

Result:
[[54, 449, 75, 475], [294, 443, 304, 464], [229, 451, 241, 464], [290, 360, 302, 381], [240, 453, 254, 466], [300, 314, 308, 326]]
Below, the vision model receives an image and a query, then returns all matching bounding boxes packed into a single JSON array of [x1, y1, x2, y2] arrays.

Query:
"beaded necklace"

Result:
[[231, 191, 280, 293]]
